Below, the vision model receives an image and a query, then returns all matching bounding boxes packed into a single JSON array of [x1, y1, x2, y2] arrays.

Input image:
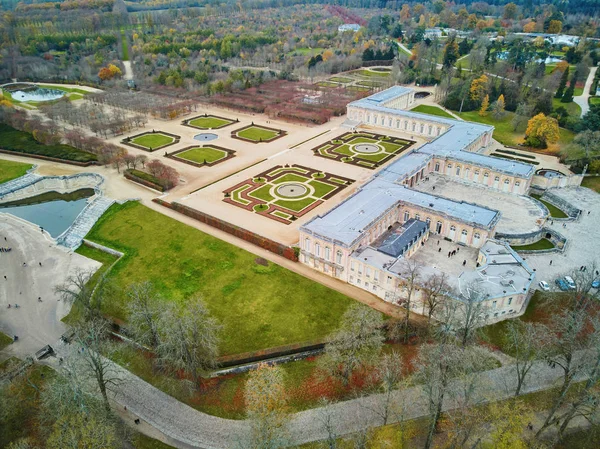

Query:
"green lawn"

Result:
[[121, 29, 129, 61], [329, 76, 353, 83], [237, 126, 280, 142], [511, 238, 555, 251], [530, 194, 569, 218], [308, 180, 336, 198], [0, 124, 97, 162], [274, 197, 316, 212], [552, 97, 582, 117], [581, 176, 600, 192], [590, 96, 600, 106], [37, 84, 90, 95], [177, 147, 227, 164], [68, 93, 84, 101], [411, 104, 455, 119], [83, 201, 362, 355], [0, 331, 13, 351], [353, 69, 390, 78], [188, 116, 233, 129], [0, 158, 33, 184], [131, 133, 174, 149], [356, 80, 384, 88]]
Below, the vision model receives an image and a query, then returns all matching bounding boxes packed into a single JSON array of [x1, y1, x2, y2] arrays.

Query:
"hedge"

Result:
[[124, 169, 165, 191], [0, 124, 97, 163]]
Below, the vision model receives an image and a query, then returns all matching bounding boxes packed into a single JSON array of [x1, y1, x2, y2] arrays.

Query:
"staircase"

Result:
[[0, 173, 40, 198], [57, 196, 115, 250]]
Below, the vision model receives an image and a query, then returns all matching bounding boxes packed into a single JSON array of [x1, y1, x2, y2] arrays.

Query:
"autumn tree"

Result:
[[525, 113, 560, 148], [492, 94, 505, 119], [502, 2, 518, 20], [319, 304, 384, 385], [479, 94, 489, 117], [245, 363, 289, 449], [481, 401, 533, 449], [547, 20, 563, 34], [469, 74, 488, 103], [98, 64, 122, 81]]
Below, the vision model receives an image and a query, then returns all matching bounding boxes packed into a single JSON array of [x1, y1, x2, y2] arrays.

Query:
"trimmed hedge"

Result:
[[0, 124, 97, 162], [124, 169, 165, 192]]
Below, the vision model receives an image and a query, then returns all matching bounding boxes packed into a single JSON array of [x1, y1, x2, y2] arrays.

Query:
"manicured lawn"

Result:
[[0, 124, 97, 162], [353, 69, 390, 78], [356, 80, 383, 88], [581, 176, 600, 193], [274, 197, 315, 212], [552, 97, 581, 117], [0, 331, 13, 350], [511, 238, 555, 251], [0, 158, 33, 184], [309, 180, 336, 198], [131, 133, 174, 149], [188, 116, 233, 129], [590, 96, 600, 106], [37, 84, 90, 95], [329, 76, 353, 83], [237, 126, 280, 142], [177, 147, 227, 164], [120, 29, 129, 61], [68, 93, 84, 101], [411, 104, 455, 119], [530, 194, 569, 218], [83, 201, 363, 355]]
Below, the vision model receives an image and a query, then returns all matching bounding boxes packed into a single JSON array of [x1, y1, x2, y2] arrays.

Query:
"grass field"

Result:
[[456, 110, 575, 151], [329, 76, 353, 83], [188, 116, 233, 129], [236, 126, 280, 142], [121, 29, 129, 61], [581, 176, 600, 192], [356, 80, 384, 88], [552, 98, 582, 117], [590, 96, 600, 106], [83, 201, 362, 355], [0, 331, 12, 350], [511, 238, 555, 251], [176, 146, 227, 164], [131, 133, 174, 149], [530, 194, 569, 218], [37, 84, 91, 95], [411, 105, 455, 119], [0, 124, 97, 162], [0, 158, 33, 184], [353, 69, 390, 78]]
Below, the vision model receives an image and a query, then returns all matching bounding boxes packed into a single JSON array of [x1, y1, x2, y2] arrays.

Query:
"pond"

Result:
[[194, 133, 218, 142], [0, 189, 93, 237], [10, 87, 65, 102]]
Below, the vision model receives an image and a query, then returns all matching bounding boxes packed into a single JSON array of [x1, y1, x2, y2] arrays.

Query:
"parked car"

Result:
[[538, 281, 550, 291], [555, 278, 570, 291], [564, 276, 576, 290], [592, 279, 600, 289]]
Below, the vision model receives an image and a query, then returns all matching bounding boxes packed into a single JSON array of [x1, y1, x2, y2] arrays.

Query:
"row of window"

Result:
[[361, 113, 444, 137], [433, 163, 521, 187], [304, 238, 343, 264], [401, 211, 481, 241], [349, 275, 379, 292]]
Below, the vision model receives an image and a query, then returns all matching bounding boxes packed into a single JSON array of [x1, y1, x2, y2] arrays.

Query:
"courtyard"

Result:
[[312, 131, 414, 169], [413, 174, 546, 235], [223, 164, 354, 224]]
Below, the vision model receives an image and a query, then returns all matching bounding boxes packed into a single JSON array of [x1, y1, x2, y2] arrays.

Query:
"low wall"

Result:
[[124, 170, 165, 192], [541, 189, 581, 220], [531, 173, 583, 190], [82, 239, 124, 258], [152, 198, 298, 262], [495, 227, 567, 253], [0, 173, 104, 203], [0, 149, 98, 167]]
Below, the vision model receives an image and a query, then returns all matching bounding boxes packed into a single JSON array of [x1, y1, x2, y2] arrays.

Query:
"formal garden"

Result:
[[223, 164, 354, 224], [312, 131, 414, 169], [231, 124, 287, 143], [168, 145, 235, 167], [183, 114, 236, 130], [122, 130, 180, 152]]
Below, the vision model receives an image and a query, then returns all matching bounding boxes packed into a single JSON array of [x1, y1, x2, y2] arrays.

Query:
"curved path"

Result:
[[573, 65, 597, 117]]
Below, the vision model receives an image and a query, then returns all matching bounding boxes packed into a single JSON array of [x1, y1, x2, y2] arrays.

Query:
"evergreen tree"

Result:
[[555, 66, 569, 99]]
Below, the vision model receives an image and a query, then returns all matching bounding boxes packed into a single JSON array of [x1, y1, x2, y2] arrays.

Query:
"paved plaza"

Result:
[[414, 174, 546, 234]]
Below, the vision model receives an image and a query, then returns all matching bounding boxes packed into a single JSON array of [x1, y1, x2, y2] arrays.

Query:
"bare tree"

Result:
[[54, 269, 100, 317], [505, 320, 546, 396], [370, 351, 403, 426], [126, 281, 162, 348], [421, 272, 450, 328], [319, 304, 384, 386], [244, 363, 289, 449], [156, 296, 221, 388], [437, 283, 488, 347], [394, 259, 422, 343], [73, 318, 123, 412], [315, 399, 339, 449]]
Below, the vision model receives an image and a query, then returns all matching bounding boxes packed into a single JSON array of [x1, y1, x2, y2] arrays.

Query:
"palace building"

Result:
[[299, 86, 536, 323]]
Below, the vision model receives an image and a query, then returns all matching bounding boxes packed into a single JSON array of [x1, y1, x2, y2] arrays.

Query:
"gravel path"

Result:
[[573, 66, 597, 117]]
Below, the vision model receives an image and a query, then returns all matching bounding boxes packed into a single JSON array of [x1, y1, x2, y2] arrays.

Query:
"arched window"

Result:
[[415, 214, 420, 221], [403, 211, 410, 222], [437, 127, 441, 136], [336, 251, 342, 264], [325, 247, 330, 260], [495, 176, 500, 181], [315, 243, 321, 257], [504, 179, 510, 184], [426, 217, 431, 228], [396, 119, 400, 128], [305, 238, 310, 251], [420, 124, 424, 133], [515, 181, 520, 186], [435, 163, 440, 172], [475, 170, 480, 175], [462, 229, 468, 236]]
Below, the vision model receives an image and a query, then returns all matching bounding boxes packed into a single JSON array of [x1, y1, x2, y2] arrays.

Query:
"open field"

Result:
[[352, 69, 391, 78], [83, 201, 363, 355], [312, 131, 414, 169], [0, 158, 33, 184], [552, 98, 582, 117], [223, 164, 354, 224], [410, 104, 455, 119]]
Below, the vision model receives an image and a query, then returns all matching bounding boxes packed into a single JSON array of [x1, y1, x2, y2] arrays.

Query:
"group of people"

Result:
[[0, 247, 12, 252]]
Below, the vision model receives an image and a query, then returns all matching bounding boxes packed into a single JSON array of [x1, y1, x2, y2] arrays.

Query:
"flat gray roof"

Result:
[[301, 178, 500, 247], [378, 219, 428, 257]]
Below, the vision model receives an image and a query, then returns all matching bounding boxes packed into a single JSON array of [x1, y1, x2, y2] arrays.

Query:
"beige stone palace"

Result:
[[299, 86, 536, 323]]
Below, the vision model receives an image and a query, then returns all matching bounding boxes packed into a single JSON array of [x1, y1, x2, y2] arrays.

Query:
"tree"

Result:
[[504, 321, 545, 396], [422, 273, 449, 327], [493, 94, 505, 119], [482, 401, 533, 449], [442, 36, 459, 69], [394, 259, 422, 343], [73, 318, 123, 412], [54, 269, 102, 317], [469, 74, 488, 103], [126, 281, 162, 348], [555, 65, 569, 98], [370, 351, 403, 425], [547, 20, 563, 34], [47, 413, 120, 449], [503, 2, 518, 20], [525, 113, 560, 148], [479, 94, 489, 117], [574, 130, 600, 159], [156, 296, 221, 388], [245, 363, 289, 449], [319, 304, 384, 385]]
